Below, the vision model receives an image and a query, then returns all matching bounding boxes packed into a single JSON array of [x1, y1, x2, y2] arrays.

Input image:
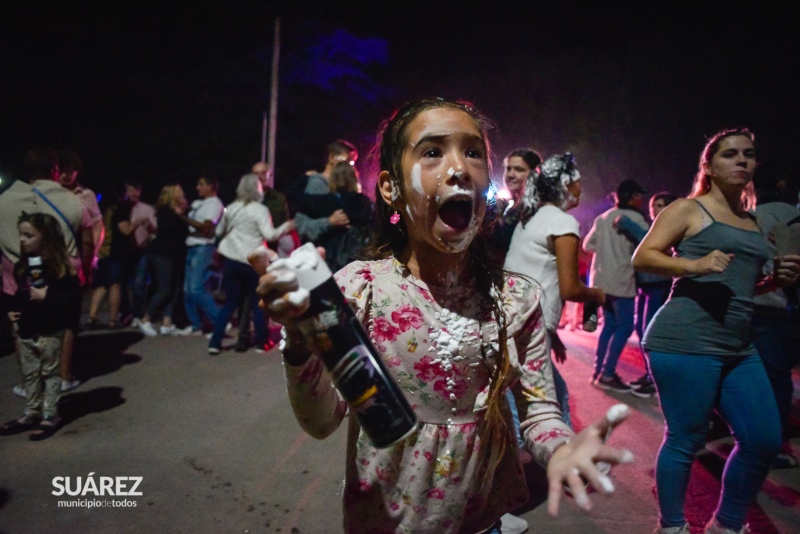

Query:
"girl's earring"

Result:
[[390, 211, 400, 225]]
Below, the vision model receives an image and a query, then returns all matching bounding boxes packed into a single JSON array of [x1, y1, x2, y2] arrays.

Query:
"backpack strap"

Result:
[[32, 187, 79, 246]]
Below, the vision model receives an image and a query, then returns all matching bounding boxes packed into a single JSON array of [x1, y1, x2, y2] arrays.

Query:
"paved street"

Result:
[[1, 323, 798, 533]]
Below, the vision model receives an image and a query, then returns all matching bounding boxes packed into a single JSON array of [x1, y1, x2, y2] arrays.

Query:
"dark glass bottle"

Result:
[[279, 244, 418, 448]]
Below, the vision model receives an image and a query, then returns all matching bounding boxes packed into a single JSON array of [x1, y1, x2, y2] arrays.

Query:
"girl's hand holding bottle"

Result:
[[250, 244, 315, 360]]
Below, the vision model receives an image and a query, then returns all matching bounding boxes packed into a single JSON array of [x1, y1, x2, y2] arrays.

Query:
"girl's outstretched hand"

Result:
[[546, 404, 634, 516]]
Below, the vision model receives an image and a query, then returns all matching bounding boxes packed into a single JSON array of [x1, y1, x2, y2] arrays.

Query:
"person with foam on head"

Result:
[[505, 152, 606, 428]]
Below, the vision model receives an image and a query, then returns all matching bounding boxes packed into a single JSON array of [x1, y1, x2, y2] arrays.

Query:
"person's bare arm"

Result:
[[90, 220, 105, 256], [553, 234, 604, 305], [632, 198, 732, 277], [582, 220, 598, 253]]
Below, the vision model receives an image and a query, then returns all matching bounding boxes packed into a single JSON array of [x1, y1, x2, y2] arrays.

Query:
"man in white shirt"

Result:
[[177, 174, 224, 335]]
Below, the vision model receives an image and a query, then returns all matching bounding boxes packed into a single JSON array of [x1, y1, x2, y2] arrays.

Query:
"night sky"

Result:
[[2, 2, 799, 228]]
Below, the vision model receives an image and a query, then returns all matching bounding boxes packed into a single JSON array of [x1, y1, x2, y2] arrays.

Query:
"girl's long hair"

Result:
[[14, 211, 71, 282], [365, 97, 515, 491], [689, 127, 756, 211]]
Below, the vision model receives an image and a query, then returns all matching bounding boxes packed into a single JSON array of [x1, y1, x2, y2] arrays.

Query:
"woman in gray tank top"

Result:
[[631, 128, 800, 534]]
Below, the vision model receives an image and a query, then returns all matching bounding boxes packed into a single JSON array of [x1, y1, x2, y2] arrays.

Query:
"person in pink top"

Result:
[[56, 150, 104, 391], [124, 180, 157, 328]]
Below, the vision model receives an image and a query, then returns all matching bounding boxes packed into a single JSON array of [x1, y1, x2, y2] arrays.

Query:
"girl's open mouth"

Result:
[[438, 198, 473, 231]]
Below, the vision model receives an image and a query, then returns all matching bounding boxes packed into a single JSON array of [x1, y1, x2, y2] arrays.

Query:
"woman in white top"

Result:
[[504, 153, 605, 426], [208, 174, 293, 354]]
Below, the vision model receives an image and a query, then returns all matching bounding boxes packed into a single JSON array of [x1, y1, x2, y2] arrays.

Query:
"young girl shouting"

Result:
[[1, 212, 77, 441], [255, 98, 633, 533]]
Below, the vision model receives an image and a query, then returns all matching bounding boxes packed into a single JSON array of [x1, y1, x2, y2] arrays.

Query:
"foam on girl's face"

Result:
[[447, 167, 464, 179], [403, 163, 424, 223], [411, 163, 423, 195], [399, 107, 489, 255]]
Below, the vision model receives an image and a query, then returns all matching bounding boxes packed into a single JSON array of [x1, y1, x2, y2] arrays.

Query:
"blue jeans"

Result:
[[752, 312, 799, 433], [647, 351, 781, 530], [594, 295, 635, 379], [146, 254, 178, 320], [130, 251, 151, 319], [209, 258, 266, 350], [183, 245, 220, 330]]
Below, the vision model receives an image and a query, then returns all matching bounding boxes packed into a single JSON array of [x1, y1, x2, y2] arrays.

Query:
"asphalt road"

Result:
[[1, 323, 798, 533]]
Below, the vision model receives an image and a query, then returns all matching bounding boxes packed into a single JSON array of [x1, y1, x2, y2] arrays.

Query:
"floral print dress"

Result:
[[283, 258, 573, 533]]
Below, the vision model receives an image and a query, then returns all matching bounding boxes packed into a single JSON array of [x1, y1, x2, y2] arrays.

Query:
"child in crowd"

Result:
[[254, 97, 633, 533], [0, 212, 76, 441]]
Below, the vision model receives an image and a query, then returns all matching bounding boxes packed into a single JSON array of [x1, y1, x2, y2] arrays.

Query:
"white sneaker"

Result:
[[175, 326, 202, 336], [499, 513, 529, 534], [160, 325, 177, 335], [704, 517, 750, 534], [131, 317, 142, 328], [138, 321, 158, 337], [654, 524, 690, 534], [13, 384, 26, 398], [61, 379, 81, 392]]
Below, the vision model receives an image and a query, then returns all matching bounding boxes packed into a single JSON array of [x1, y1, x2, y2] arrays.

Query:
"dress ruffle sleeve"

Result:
[[504, 274, 575, 466]]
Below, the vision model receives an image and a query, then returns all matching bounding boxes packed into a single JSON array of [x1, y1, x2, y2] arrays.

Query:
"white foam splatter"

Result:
[[270, 247, 320, 272], [271, 269, 297, 285], [286, 288, 310, 307], [405, 203, 415, 222], [606, 404, 629, 424], [429, 308, 479, 376], [411, 163, 423, 195]]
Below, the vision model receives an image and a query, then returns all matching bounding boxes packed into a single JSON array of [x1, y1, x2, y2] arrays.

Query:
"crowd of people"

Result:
[[1, 99, 799, 534]]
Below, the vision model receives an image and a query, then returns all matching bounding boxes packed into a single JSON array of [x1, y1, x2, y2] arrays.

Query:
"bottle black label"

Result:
[[298, 277, 418, 449]]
